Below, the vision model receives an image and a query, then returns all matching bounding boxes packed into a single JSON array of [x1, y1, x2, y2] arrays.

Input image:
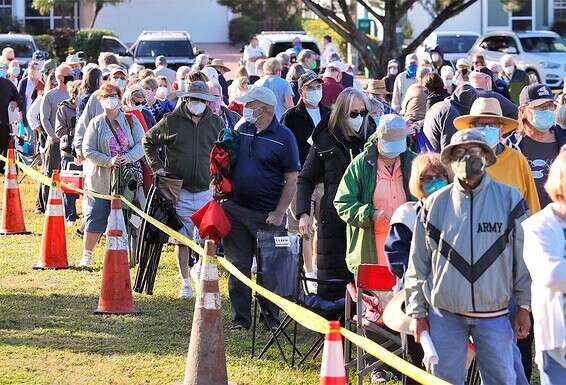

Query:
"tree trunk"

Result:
[[89, 1, 104, 28]]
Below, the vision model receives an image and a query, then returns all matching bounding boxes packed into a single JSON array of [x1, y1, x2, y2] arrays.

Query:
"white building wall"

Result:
[[93, 0, 232, 43], [407, 0, 484, 38]]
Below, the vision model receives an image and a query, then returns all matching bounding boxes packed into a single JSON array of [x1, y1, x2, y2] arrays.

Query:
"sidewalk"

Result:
[[196, 43, 242, 80]]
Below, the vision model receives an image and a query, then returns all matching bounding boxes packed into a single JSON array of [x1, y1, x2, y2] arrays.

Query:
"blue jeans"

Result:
[[61, 156, 78, 222], [428, 308, 516, 385], [540, 351, 566, 385]]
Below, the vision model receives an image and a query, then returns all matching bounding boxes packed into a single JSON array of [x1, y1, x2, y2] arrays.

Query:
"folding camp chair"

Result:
[[344, 264, 403, 385], [250, 230, 347, 367]]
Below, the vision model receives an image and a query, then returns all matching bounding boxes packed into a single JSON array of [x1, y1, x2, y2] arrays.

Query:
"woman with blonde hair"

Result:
[[522, 149, 566, 384], [227, 76, 249, 115], [296, 88, 375, 300]]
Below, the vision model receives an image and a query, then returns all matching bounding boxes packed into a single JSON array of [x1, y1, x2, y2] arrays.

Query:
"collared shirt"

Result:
[[231, 117, 300, 212]]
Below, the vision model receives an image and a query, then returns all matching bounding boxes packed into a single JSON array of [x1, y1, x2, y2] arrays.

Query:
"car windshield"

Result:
[[436, 36, 478, 53], [269, 42, 321, 57], [136, 40, 194, 58], [0, 41, 35, 57], [520, 37, 566, 52]]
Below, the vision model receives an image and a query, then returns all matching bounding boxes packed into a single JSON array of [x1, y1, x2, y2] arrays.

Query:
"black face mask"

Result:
[[63, 75, 74, 84], [460, 68, 469, 76]]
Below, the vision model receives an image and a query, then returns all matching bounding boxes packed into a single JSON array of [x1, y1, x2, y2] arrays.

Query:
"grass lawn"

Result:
[[0, 177, 383, 385]]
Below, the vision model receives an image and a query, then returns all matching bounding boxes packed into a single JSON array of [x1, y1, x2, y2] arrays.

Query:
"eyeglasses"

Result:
[[349, 110, 368, 119], [452, 146, 484, 159]]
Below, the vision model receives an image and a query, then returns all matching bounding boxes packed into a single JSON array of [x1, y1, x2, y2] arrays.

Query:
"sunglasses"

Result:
[[349, 110, 368, 119]]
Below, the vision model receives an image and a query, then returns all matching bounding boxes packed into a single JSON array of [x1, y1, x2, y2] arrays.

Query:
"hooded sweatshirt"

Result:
[[423, 84, 478, 152]]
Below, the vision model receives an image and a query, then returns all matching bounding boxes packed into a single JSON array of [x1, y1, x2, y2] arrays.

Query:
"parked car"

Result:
[[0, 33, 37, 67], [256, 31, 321, 63], [418, 31, 480, 68], [469, 30, 566, 88], [130, 31, 200, 70], [99, 35, 133, 68]]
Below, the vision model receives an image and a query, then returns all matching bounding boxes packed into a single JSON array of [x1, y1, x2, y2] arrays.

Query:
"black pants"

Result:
[[221, 200, 283, 328], [0, 126, 10, 174]]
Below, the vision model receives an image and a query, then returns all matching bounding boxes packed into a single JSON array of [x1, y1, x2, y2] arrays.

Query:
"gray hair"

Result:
[[275, 52, 290, 67], [416, 66, 431, 82], [122, 84, 145, 109], [297, 49, 316, 64], [285, 63, 306, 82], [155, 56, 167, 66]]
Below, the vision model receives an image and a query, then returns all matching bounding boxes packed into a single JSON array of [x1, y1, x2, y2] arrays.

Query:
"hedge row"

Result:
[[301, 19, 348, 62], [32, 28, 117, 63]]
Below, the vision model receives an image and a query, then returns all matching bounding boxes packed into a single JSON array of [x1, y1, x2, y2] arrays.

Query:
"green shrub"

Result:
[[302, 18, 348, 61], [33, 34, 55, 57], [70, 28, 117, 63], [228, 16, 262, 45]]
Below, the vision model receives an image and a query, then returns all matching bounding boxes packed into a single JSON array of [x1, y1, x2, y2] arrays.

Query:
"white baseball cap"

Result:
[[236, 86, 276, 107]]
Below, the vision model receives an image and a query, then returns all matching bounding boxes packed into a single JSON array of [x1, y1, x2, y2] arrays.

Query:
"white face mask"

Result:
[[304, 89, 322, 106], [504, 65, 514, 75], [443, 78, 453, 88], [348, 116, 364, 133], [188, 100, 206, 116], [112, 78, 126, 90], [243, 107, 260, 124], [101, 96, 120, 110], [155, 86, 169, 100]]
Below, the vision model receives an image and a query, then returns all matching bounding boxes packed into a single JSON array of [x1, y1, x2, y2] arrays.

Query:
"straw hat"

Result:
[[210, 58, 231, 73], [453, 97, 518, 135], [365, 79, 390, 95], [382, 289, 411, 335]]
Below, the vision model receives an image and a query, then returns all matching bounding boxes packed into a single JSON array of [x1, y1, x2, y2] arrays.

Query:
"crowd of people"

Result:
[[0, 35, 565, 385]]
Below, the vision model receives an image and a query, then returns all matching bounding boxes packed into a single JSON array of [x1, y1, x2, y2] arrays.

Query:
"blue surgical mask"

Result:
[[477, 126, 500, 148], [72, 68, 81, 79], [406, 63, 418, 78], [178, 80, 186, 92], [0, 69, 6, 78], [531, 109, 555, 132], [422, 178, 448, 197]]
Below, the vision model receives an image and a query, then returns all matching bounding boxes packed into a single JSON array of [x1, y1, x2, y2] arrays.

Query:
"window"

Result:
[[511, 0, 534, 31], [268, 42, 321, 57], [24, 0, 79, 33], [480, 36, 519, 53], [0, 40, 34, 57], [436, 36, 478, 54], [520, 36, 566, 53], [0, 0, 11, 18], [100, 37, 128, 56], [135, 40, 194, 58]]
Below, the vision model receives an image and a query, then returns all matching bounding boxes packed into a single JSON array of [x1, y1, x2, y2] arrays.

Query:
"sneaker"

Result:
[[190, 260, 202, 284], [251, 256, 258, 274], [78, 254, 92, 267], [305, 270, 318, 294], [178, 283, 193, 299]]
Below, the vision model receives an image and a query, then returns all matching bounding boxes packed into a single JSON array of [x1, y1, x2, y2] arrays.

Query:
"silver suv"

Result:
[[130, 31, 200, 70], [468, 30, 566, 88]]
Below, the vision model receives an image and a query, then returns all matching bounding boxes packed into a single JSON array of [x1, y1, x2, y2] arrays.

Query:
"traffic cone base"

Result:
[[34, 170, 68, 269], [94, 196, 140, 315], [0, 149, 29, 235], [320, 321, 346, 385]]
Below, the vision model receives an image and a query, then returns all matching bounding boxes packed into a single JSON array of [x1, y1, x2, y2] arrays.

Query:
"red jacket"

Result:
[[321, 77, 344, 107]]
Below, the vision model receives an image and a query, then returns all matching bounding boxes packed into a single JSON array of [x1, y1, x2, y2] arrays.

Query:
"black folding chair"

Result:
[[250, 230, 347, 367]]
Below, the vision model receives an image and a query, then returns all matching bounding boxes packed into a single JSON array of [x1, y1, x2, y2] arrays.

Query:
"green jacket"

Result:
[[504, 68, 530, 105], [334, 134, 415, 274], [143, 103, 224, 192]]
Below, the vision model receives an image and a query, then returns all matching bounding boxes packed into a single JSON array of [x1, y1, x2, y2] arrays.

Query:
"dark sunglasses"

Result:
[[349, 110, 368, 119]]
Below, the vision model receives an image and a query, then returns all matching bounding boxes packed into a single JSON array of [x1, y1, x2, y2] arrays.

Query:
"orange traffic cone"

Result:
[[183, 240, 231, 385], [34, 170, 68, 269], [94, 196, 140, 314], [320, 321, 347, 385], [0, 149, 29, 234]]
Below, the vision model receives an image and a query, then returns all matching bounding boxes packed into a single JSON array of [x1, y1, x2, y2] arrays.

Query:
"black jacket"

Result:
[[425, 89, 449, 112], [297, 115, 375, 300], [341, 72, 354, 88], [476, 89, 518, 119], [280, 100, 331, 165], [382, 74, 397, 103], [17, 77, 31, 125]]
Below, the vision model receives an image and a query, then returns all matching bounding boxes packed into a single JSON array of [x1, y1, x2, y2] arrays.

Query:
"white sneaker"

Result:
[[179, 283, 193, 299], [305, 271, 317, 294], [190, 261, 202, 284], [251, 256, 258, 274], [78, 254, 92, 267]]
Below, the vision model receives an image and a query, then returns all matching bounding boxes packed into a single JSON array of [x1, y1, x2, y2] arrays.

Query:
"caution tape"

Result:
[[0, 153, 449, 385]]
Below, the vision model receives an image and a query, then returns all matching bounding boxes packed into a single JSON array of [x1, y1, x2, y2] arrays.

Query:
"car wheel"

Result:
[[526, 70, 540, 84]]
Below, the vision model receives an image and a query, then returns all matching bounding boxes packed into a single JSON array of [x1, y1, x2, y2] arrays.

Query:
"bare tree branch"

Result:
[[395, 0, 420, 23], [357, 0, 385, 24]]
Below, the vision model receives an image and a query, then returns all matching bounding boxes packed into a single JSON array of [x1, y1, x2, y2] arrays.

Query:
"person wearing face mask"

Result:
[[365, 79, 393, 115], [80, 83, 145, 267], [440, 65, 455, 95], [208, 81, 241, 130], [7, 60, 21, 87], [383, 152, 452, 384], [0, 47, 14, 66], [141, 77, 173, 123], [500, 55, 529, 105], [253, 58, 294, 120], [428, 48, 446, 73], [297, 49, 318, 74], [334, 114, 415, 275], [454, 58, 470, 86], [392, 54, 419, 113], [297, 88, 376, 301], [17, 62, 41, 127], [281, 73, 331, 287], [0, 62, 23, 174], [143, 81, 223, 299], [382, 59, 399, 104], [454, 97, 540, 214], [469, 69, 518, 119], [227, 75, 249, 116], [39, 64, 73, 204], [401, 66, 430, 123], [219, 86, 300, 330], [405, 128, 532, 385], [65, 54, 83, 80], [556, 93, 566, 129], [506, 84, 566, 209], [109, 66, 127, 92]]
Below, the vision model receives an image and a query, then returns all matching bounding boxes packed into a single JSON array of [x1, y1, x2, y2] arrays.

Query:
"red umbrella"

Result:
[[191, 200, 231, 243]]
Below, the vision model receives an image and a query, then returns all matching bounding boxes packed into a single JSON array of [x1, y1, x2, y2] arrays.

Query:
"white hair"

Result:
[[440, 65, 454, 79]]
